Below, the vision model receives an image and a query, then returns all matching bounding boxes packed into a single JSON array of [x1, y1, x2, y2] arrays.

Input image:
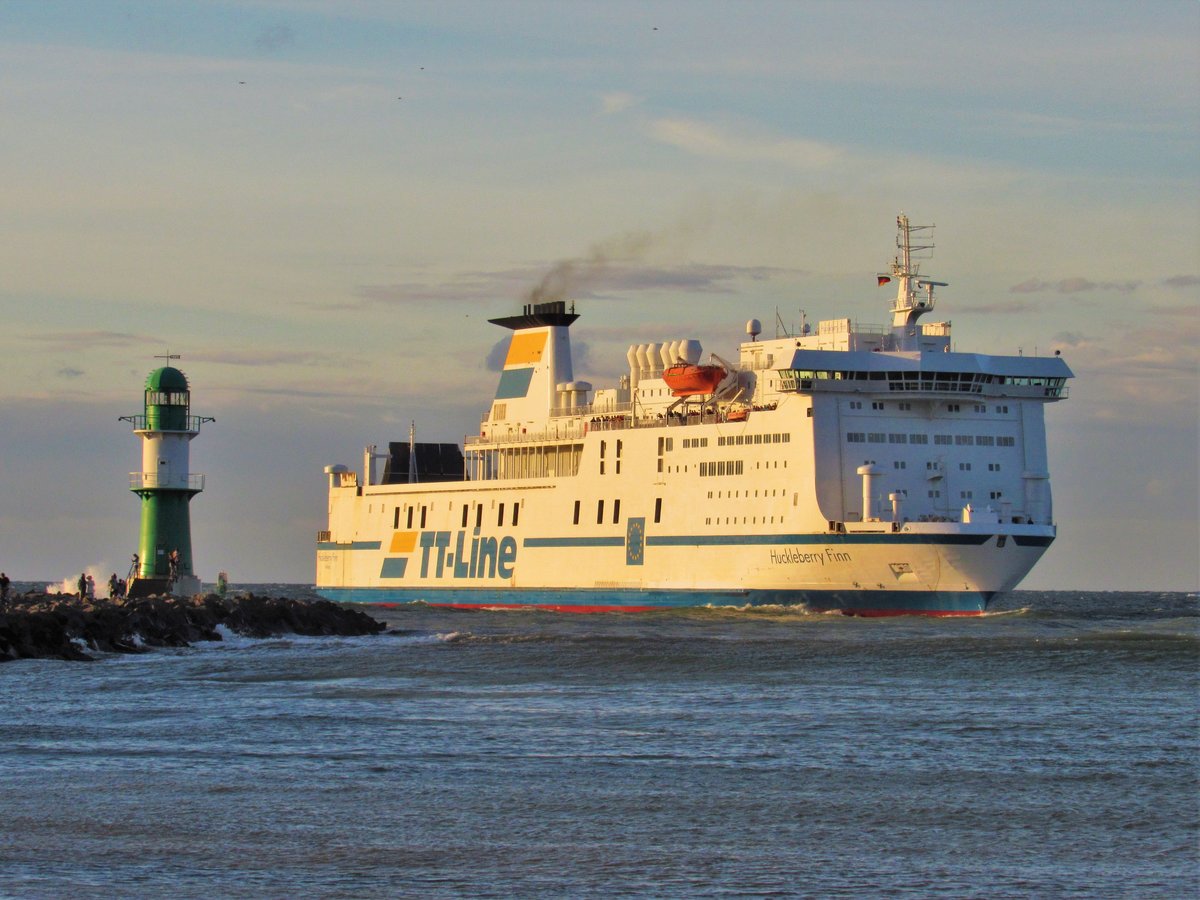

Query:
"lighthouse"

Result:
[[119, 361, 214, 598]]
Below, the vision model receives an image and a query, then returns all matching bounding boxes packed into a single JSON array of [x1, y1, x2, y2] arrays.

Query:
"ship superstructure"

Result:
[[316, 216, 1072, 614]]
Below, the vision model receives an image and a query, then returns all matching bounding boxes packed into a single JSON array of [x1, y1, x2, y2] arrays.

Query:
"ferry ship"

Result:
[[316, 216, 1072, 615]]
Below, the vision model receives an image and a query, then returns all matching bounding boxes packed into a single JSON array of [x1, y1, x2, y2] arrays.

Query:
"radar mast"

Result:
[[887, 214, 947, 344]]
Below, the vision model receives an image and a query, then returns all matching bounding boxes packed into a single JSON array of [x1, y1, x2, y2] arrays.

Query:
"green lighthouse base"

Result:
[[127, 574, 202, 599]]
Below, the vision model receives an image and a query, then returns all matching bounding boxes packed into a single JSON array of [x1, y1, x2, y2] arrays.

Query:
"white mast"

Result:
[[408, 420, 418, 484], [887, 213, 947, 348]]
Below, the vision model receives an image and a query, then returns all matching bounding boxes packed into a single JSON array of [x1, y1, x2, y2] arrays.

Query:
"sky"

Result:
[[0, 0, 1196, 591]]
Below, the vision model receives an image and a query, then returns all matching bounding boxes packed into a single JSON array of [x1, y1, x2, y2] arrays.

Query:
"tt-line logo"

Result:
[[418, 529, 518, 579]]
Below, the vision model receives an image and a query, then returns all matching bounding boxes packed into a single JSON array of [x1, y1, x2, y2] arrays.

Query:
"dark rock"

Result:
[[0, 591, 385, 662]]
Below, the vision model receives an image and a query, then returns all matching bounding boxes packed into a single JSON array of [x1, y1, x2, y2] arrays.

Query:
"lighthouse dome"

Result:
[[145, 366, 189, 392]]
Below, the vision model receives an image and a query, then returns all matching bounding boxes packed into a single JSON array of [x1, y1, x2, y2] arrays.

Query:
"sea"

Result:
[[1, 588, 1196, 899]]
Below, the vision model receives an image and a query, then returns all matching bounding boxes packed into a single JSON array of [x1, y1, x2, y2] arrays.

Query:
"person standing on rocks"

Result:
[[108, 573, 119, 599], [86, 574, 95, 600], [0, 572, 10, 601], [77, 572, 87, 600]]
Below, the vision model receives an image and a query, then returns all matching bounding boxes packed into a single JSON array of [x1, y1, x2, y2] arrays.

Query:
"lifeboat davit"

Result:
[[663, 362, 727, 397]]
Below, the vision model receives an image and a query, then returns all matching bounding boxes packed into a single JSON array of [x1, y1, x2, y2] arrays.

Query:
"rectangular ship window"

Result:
[[407, 507, 414, 529], [394, 507, 401, 529], [476, 504, 483, 528], [573, 500, 580, 525], [513, 503, 520, 526], [420, 506, 427, 528], [461, 505, 469, 528], [597, 499, 605, 524], [612, 499, 621, 524], [497, 503, 505, 526], [654, 498, 662, 523]]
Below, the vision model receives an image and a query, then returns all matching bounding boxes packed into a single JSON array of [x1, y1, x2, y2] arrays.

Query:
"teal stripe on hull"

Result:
[[517, 533, 997, 550], [314, 586, 994, 615]]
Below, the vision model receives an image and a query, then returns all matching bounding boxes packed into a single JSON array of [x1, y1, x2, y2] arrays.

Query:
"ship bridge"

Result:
[[774, 349, 1072, 399]]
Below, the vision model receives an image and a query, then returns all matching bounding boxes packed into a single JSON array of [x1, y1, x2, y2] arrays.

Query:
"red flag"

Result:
[[877, 275, 891, 286]]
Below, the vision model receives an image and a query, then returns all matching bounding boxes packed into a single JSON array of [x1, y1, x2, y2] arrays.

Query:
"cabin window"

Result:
[[573, 500, 580, 525], [394, 507, 400, 529], [612, 499, 621, 524], [476, 504, 483, 528], [497, 503, 505, 526], [461, 505, 469, 528], [407, 507, 414, 529], [654, 498, 662, 524], [420, 506, 427, 528], [597, 499, 605, 524], [513, 503, 520, 526]]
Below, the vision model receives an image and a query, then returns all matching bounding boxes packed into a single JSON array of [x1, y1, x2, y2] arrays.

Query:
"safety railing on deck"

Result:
[[129, 473, 205, 491]]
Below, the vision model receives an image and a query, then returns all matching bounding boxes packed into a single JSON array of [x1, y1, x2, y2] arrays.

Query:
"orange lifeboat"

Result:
[[663, 362, 727, 397]]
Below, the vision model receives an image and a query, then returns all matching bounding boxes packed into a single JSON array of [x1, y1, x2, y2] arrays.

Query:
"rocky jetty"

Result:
[[0, 592, 386, 662]]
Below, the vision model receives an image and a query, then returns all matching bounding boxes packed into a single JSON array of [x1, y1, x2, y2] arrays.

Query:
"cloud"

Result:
[[1148, 304, 1200, 317], [1050, 331, 1087, 347], [1009, 278, 1140, 294], [355, 262, 792, 308], [957, 300, 1037, 315], [187, 348, 351, 368], [1162, 275, 1199, 289], [648, 118, 841, 170], [254, 24, 296, 52], [27, 330, 153, 352], [599, 92, 640, 115]]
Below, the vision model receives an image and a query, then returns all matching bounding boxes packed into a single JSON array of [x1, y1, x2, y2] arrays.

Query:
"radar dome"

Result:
[[746, 318, 762, 340]]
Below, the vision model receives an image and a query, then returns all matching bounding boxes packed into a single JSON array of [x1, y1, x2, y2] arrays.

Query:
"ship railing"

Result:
[[129, 473, 205, 491], [789, 378, 1068, 400], [466, 407, 746, 446]]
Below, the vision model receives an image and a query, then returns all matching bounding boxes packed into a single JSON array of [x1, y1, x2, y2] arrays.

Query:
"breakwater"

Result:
[[0, 592, 386, 661]]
